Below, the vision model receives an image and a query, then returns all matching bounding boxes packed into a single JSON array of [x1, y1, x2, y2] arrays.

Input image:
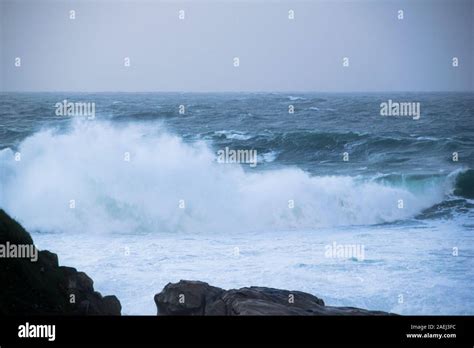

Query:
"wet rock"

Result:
[[155, 280, 393, 316], [0, 209, 121, 315]]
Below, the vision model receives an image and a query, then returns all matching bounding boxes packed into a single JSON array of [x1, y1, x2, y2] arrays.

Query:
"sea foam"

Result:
[[0, 120, 446, 235]]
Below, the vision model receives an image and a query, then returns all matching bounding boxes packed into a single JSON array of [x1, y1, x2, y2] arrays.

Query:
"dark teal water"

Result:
[[1, 92, 473, 173]]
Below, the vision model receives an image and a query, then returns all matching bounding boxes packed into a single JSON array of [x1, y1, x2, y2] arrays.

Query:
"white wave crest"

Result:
[[0, 121, 445, 234], [214, 130, 252, 140]]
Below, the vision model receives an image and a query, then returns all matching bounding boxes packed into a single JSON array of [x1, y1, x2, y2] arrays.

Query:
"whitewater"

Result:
[[0, 120, 448, 234]]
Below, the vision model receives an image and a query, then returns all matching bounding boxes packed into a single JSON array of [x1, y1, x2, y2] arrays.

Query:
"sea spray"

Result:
[[0, 121, 446, 234]]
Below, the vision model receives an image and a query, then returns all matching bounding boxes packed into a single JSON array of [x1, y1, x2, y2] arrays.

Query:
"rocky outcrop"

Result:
[[0, 209, 121, 315], [155, 280, 393, 316]]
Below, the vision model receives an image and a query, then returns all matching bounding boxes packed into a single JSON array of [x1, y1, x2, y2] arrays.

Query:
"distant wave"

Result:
[[239, 131, 457, 161], [288, 96, 305, 101], [0, 121, 461, 235], [213, 130, 252, 141], [258, 150, 279, 163], [113, 110, 176, 120]]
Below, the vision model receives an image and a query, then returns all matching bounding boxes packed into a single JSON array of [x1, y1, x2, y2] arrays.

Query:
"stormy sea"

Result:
[[0, 92, 473, 315]]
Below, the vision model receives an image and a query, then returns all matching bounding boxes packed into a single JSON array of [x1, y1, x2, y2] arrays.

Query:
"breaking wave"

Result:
[[0, 120, 462, 235]]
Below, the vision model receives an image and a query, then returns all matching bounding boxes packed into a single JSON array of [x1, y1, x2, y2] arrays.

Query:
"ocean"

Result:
[[1, 92, 473, 315]]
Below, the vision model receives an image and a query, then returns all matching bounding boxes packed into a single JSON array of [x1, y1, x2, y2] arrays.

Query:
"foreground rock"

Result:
[[155, 280, 393, 315], [0, 209, 121, 315]]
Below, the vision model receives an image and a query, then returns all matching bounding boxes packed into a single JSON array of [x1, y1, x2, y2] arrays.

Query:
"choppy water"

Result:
[[1, 92, 473, 314]]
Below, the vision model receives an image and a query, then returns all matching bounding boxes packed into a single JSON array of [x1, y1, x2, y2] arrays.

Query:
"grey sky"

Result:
[[1, 0, 473, 92]]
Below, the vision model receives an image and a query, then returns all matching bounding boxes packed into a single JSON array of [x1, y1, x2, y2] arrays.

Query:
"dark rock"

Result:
[[155, 280, 394, 316], [39, 250, 59, 268], [0, 209, 121, 315], [102, 296, 122, 315], [155, 280, 224, 315]]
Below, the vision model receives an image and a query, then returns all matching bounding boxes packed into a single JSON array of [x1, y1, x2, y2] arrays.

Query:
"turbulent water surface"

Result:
[[1, 92, 473, 314]]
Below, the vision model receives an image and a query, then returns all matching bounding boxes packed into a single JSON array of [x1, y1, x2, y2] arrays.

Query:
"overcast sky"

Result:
[[0, 0, 473, 92]]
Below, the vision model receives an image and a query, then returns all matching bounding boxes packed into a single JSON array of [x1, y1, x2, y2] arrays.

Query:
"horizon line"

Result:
[[1, 90, 473, 94]]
